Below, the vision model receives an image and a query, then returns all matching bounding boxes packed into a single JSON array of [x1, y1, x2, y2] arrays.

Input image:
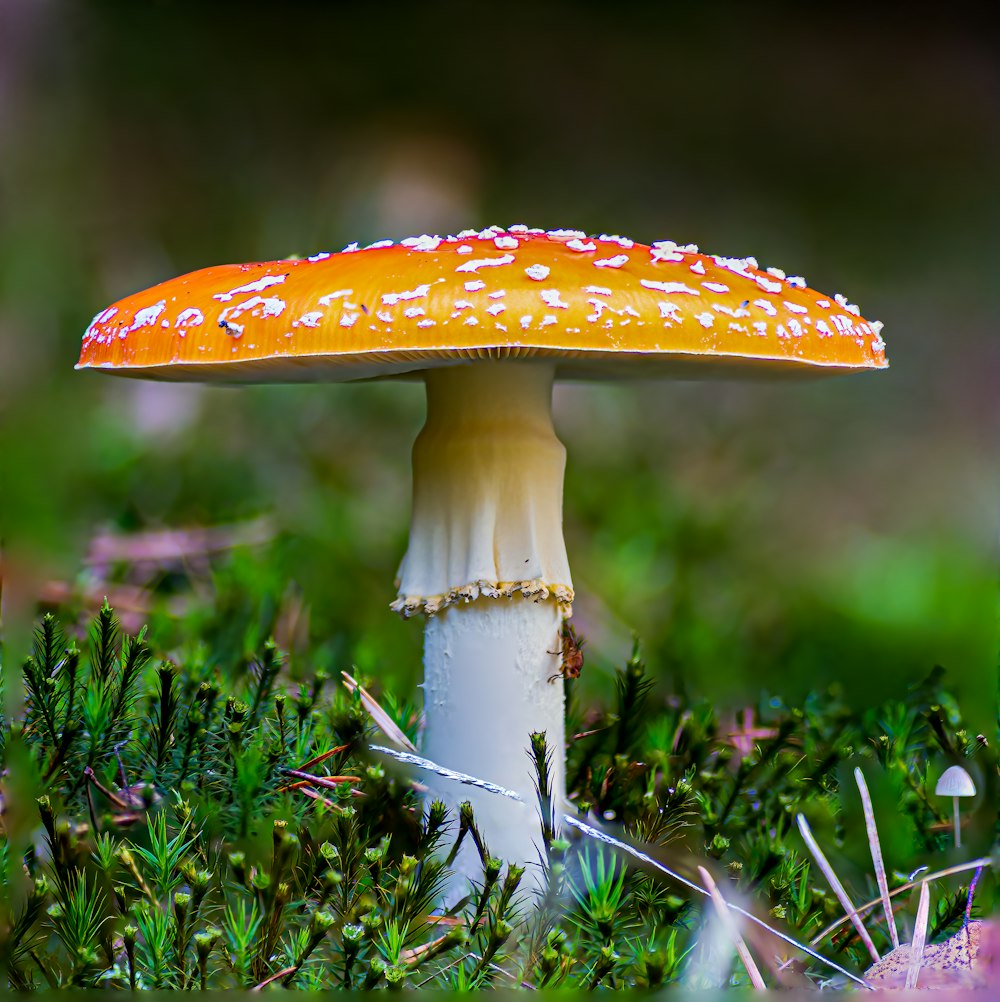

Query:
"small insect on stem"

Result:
[[548, 622, 584, 684]]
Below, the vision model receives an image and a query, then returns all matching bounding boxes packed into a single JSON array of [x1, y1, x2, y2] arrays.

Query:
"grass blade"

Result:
[[809, 856, 992, 947], [854, 767, 899, 949], [904, 880, 930, 990], [796, 813, 880, 963]]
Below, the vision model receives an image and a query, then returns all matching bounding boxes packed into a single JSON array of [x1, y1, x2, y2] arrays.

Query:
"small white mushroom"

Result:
[[934, 765, 976, 848]]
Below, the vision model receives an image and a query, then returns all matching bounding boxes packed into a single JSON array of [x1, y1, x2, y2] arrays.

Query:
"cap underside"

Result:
[[80, 346, 872, 384]]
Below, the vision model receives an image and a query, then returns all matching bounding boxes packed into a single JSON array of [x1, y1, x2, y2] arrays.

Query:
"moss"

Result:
[[0, 605, 994, 990]]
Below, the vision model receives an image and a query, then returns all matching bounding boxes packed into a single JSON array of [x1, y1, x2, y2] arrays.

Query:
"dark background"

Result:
[[1, 1, 996, 732]]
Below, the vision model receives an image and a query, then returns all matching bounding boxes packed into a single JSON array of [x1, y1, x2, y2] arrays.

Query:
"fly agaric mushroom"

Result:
[[935, 764, 976, 848], [78, 225, 887, 888]]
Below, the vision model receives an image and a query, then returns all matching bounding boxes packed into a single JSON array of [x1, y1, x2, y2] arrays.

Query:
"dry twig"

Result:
[[796, 813, 880, 963], [698, 865, 767, 989]]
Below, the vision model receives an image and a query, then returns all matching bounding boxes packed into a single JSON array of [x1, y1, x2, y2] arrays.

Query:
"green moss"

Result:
[[0, 605, 994, 990]]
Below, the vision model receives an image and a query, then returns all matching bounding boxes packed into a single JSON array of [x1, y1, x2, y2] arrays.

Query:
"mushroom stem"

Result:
[[396, 362, 572, 892], [953, 798, 961, 849], [395, 362, 573, 614], [423, 600, 564, 887]]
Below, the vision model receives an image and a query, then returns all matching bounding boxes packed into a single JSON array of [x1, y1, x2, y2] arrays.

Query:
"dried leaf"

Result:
[[865, 919, 996, 990], [342, 670, 418, 751]]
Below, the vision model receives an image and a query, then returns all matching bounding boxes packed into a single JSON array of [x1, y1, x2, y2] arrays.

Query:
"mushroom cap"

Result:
[[78, 226, 887, 382], [935, 764, 977, 797]]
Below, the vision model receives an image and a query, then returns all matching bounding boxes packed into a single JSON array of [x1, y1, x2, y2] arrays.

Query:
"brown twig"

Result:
[[251, 965, 297, 991], [294, 786, 344, 812], [295, 744, 349, 771], [281, 767, 359, 790]]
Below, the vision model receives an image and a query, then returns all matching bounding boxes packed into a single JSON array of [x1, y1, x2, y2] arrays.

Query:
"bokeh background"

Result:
[[1, 1, 996, 733]]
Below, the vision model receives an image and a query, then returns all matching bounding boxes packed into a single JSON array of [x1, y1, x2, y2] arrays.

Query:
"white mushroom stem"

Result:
[[395, 362, 572, 891], [423, 601, 564, 889], [395, 363, 573, 613]]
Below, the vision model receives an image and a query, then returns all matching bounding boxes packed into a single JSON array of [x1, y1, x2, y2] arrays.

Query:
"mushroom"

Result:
[[934, 764, 976, 848], [77, 225, 887, 889]]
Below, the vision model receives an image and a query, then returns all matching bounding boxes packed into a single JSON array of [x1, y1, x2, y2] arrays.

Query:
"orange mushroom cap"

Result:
[[78, 225, 887, 381]]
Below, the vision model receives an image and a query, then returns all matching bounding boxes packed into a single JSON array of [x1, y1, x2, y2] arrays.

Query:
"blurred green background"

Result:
[[0, 1, 996, 731]]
